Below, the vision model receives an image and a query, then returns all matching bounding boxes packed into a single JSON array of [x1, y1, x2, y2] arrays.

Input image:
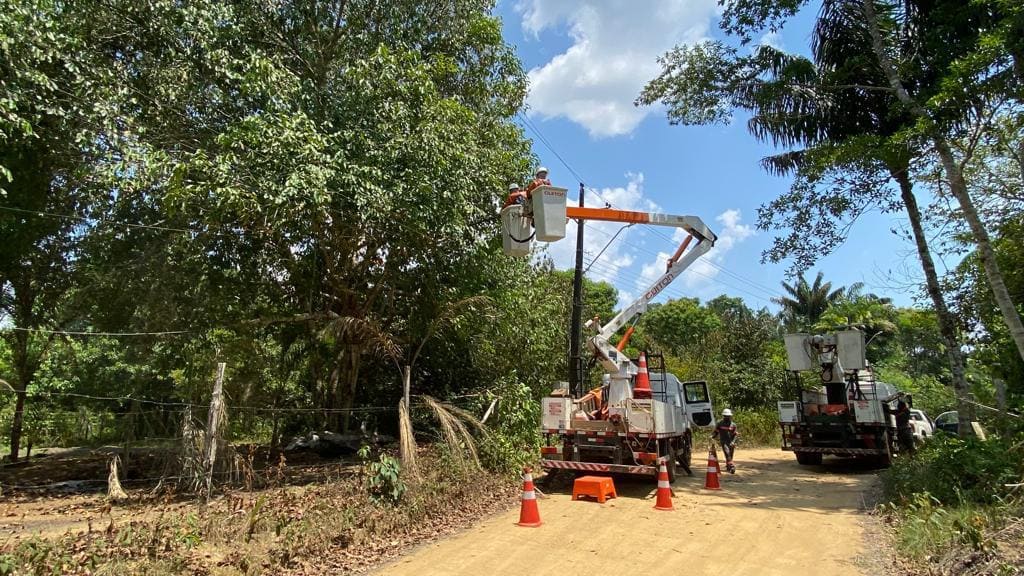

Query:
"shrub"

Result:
[[883, 434, 1023, 505], [732, 407, 782, 447], [365, 452, 406, 504]]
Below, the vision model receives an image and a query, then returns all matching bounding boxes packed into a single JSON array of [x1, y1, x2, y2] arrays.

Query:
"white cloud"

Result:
[[757, 30, 784, 51], [517, 0, 719, 137], [681, 208, 754, 290], [540, 172, 656, 307]]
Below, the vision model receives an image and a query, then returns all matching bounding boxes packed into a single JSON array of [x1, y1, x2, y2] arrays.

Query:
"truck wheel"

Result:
[[795, 451, 822, 465], [677, 440, 693, 476], [659, 439, 678, 483], [874, 432, 893, 468]]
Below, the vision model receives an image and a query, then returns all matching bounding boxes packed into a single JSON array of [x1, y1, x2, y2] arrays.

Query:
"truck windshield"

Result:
[[684, 382, 709, 404]]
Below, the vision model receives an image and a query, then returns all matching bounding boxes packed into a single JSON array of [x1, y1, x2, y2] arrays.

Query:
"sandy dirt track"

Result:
[[377, 447, 883, 576]]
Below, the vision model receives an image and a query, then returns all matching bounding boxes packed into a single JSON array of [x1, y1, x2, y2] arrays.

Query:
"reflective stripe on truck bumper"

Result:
[[540, 460, 658, 475], [785, 446, 889, 455]]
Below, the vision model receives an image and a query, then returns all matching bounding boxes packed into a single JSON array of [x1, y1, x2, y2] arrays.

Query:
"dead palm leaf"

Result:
[[320, 315, 401, 360], [398, 397, 418, 475], [420, 395, 481, 469]]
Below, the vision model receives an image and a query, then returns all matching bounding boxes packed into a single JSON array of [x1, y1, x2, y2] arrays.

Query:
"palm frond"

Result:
[[420, 395, 481, 469], [319, 315, 400, 360]]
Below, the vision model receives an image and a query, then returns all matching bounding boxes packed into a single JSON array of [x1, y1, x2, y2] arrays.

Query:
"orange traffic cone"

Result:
[[653, 458, 674, 511], [634, 352, 652, 399], [517, 466, 542, 527], [704, 445, 721, 490]]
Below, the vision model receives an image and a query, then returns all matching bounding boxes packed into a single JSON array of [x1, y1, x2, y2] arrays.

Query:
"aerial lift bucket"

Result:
[[531, 185, 568, 242], [501, 204, 533, 257]]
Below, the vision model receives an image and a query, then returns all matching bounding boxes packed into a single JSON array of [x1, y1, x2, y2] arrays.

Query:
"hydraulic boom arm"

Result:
[[568, 206, 717, 375]]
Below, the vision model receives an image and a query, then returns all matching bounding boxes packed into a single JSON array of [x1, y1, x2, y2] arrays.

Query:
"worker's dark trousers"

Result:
[[721, 442, 734, 465]]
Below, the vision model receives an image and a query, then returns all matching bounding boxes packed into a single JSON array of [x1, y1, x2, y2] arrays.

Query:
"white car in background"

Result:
[[909, 409, 934, 442]]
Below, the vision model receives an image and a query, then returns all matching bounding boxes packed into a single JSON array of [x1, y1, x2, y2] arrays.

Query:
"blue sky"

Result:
[[494, 1, 944, 310]]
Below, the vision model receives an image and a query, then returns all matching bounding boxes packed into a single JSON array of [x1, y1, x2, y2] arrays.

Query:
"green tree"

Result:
[[638, 297, 722, 356], [772, 272, 848, 330], [637, 0, 1016, 435]]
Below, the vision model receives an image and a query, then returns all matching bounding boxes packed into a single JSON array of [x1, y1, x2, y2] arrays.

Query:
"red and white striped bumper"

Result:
[[787, 446, 888, 455], [540, 460, 657, 476]]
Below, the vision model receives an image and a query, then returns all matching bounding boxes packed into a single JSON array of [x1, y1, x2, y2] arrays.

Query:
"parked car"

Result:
[[934, 410, 986, 437], [909, 408, 934, 442]]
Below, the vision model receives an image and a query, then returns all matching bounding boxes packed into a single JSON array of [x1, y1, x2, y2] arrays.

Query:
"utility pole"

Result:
[[569, 183, 585, 398]]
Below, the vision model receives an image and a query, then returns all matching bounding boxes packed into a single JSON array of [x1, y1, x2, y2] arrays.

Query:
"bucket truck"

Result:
[[500, 186, 717, 482], [778, 330, 909, 467]]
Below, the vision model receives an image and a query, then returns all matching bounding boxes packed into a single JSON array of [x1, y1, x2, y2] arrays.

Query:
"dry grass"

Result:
[[398, 398, 418, 475], [420, 395, 481, 469], [0, 447, 519, 575], [106, 455, 128, 501]]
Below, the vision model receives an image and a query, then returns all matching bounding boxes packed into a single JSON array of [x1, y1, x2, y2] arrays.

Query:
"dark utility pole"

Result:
[[569, 183, 585, 398]]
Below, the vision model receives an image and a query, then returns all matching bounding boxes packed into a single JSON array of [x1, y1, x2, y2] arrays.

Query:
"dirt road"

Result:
[[377, 447, 885, 576]]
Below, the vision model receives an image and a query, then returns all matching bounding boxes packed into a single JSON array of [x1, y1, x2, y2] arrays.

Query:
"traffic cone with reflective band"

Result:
[[634, 352, 652, 399], [704, 445, 721, 490], [517, 467, 542, 527], [653, 458, 674, 511]]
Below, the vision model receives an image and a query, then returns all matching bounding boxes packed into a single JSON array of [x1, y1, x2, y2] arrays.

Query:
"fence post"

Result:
[[204, 362, 226, 499]]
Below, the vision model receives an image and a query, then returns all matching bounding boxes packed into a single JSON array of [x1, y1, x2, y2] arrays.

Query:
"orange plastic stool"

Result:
[[572, 475, 618, 503]]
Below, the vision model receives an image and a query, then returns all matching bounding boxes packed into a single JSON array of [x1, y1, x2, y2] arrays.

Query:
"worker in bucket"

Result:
[[502, 182, 527, 208], [524, 166, 551, 196], [713, 408, 740, 474]]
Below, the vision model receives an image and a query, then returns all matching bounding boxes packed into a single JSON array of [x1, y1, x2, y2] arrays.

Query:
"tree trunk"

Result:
[[402, 364, 411, 410], [8, 329, 31, 462], [339, 344, 362, 432], [893, 171, 972, 430], [863, 0, 1024, 435]]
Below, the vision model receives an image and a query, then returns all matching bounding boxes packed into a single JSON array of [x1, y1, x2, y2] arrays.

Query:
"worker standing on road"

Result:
[[525, 166, 551, 197], [713, 409, 739, 474], [894, 400, 915, 455]]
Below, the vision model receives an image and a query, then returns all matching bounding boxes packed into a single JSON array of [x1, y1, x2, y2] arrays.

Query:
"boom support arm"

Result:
[[568, 206, 717, 374]]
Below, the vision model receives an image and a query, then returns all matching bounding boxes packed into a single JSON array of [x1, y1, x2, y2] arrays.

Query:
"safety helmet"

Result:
[[508, 183, 520, 191], [536, 166, 549, 175], [722, 408, 733, 417]]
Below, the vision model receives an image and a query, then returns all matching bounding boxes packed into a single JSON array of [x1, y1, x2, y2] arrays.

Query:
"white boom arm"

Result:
[[584, 214, 716, 382]]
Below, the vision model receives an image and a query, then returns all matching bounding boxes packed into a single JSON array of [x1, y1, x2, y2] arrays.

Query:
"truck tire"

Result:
[[795, 451, 823, 465], [659, 439, 678, 483], [874, 431, 893, 468], [677, 439, 693, 476]]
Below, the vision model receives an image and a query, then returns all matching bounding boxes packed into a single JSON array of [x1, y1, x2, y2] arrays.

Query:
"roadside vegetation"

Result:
[[1, 0, 1022, 573], [881, 430, 1024, 574]]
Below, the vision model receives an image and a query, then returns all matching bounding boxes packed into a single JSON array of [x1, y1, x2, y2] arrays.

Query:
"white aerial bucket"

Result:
[[531, 185, 568, 242], [501, 204, 533, 257]]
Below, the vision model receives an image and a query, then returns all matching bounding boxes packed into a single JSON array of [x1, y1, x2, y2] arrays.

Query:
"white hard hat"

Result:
[[508, 183, 520, 191], [722, 408, 733, 417], [536, 166, 549, 175]]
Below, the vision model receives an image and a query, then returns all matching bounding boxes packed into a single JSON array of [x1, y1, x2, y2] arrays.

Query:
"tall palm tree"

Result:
[[773, 272, 848, 330]]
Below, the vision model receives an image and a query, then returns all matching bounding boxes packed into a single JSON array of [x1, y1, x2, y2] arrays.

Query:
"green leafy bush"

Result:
[[365, 453, 406, 504], [732, 407, 782, 446], [879, 492, 997, 560], [883, 434, 1023, 505], [475, 379, 540, 475]]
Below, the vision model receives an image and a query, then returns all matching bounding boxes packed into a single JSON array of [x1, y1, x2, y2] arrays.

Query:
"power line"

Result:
[[583, 224, 632, 274], [581, 223, 778, 305], [0, 205, 202, 235], [517, 113, 587, 185], [2, 327, 191, 337]]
